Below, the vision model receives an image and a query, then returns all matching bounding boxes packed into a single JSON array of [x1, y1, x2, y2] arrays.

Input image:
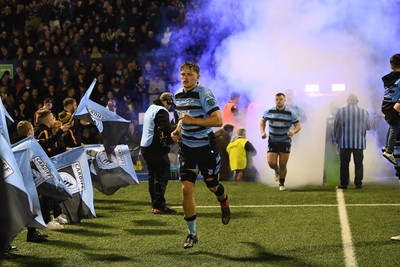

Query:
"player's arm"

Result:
[[171, 119, 182, 142], [260, 117, 267, 139], [394, 102, 400, 112], [179, 109, 222, 127], [288, 122, 301, 137]]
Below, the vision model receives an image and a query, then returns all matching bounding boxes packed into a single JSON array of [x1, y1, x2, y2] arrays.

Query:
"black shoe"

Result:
[[183, 234, 198, 249], [355, 185, 363, 189], [35, 230, 48, 238], [27, 231, 48, 243], [221, 201, 231, 225], [336, 185, 347, 189], [152, 207, 177, 214], [7, 245, 17, 251]]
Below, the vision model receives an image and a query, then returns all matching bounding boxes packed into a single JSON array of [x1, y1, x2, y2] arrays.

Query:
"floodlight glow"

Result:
[[331, 84, 346, 92], [305, 84, 320, 92]]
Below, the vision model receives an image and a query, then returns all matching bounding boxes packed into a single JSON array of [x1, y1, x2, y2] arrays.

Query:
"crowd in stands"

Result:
[[0, 0, 189, 143]]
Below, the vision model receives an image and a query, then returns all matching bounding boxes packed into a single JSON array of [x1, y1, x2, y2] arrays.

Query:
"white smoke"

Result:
[[195, 0, 400, 186]]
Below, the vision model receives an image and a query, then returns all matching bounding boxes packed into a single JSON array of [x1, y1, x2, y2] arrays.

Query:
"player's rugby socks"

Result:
[[185, 215, 197, 236]]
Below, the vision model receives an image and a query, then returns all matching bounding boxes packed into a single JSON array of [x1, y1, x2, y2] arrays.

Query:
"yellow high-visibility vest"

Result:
[[226, 138, 248, 170]]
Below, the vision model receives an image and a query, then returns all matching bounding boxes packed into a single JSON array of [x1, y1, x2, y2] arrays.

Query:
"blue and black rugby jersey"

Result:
[[174, 84, 220, 147], [262, 106, 299, 143]]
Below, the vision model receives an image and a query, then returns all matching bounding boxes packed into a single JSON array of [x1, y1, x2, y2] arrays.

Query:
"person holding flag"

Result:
[[35, 110, 73, 157], [140, 92, 177, 214], [13, 121, 50, 242], [58, 98, 81, 148], [34, 111, 72, 230], [171, 62, 231, 249]]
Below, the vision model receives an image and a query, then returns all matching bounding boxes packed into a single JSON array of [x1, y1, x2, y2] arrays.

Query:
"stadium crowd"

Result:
[[0, 0, 190, 143]]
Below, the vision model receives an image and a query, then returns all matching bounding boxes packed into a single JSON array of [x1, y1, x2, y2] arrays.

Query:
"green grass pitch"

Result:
[[3, 181, 400, 267]]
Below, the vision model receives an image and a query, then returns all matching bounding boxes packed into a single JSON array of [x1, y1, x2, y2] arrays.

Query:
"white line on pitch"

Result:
[[171, 203, 400, 209], [337, 189, 358, 267]]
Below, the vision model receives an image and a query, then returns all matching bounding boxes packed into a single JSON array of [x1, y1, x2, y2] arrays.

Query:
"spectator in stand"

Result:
[[106, 99, 117, 114], [30, 88, 42, 116], [17, 90, 34, 122], [0, 84, 15, 113], [33, 97, 53, 126], [148, 73, 166, 104], [17, 76, 33, 99], [124, 120, 141, 149], [91, 46, 102, 58], [135, 76, 149, 112], [31, 59, 45, 89], [91, 83, 107, 105], [1, 70, 13, 91]]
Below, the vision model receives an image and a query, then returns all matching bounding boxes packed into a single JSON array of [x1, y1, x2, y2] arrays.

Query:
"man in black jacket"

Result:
[[35, 110, 71, 157], [140, 92, 176, 214]]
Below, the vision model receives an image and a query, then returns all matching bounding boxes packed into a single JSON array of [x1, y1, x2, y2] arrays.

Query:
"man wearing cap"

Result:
[[140, 92, 177, 214]]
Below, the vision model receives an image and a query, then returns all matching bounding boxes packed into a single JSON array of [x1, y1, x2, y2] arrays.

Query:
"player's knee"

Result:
[[180, 169, 197, 183], [204, 175, 219, 188], [212, 183, 225, 197], [182, 182, 194, 198], [268, 161, 276, 168]]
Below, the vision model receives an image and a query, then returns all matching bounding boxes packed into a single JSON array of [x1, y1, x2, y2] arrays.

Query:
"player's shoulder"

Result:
[[197, 84, 213, 93], [265, 106, 276, 113]]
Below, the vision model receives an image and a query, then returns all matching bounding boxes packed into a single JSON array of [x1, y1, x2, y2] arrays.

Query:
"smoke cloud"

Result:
[[171, 0, 400, 187]]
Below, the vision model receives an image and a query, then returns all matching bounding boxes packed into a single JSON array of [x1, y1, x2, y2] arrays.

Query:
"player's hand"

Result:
[[261, 132, 267, 139], [171, 130, 180, 142], [179, 113, 193, 124], [61, 123, 72, 132], [287, 130, 295, 137]]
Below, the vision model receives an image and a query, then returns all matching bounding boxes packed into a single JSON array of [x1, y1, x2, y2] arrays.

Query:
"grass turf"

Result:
[[3, 181, 400, 266]]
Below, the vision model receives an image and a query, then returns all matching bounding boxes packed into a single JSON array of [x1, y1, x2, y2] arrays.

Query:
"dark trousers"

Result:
[[39, 196, 62, 224], [142, 152, 170, 209], [339, 148, 363, 187]]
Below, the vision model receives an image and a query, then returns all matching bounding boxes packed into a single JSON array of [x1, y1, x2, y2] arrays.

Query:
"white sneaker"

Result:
[[391, 235, 400, 241], [383, 151, 397, 165], [274, 167, 280, 182], [279, 186, 286, 191], [47, 220, 64, 230], [54, 214, 68, 224]]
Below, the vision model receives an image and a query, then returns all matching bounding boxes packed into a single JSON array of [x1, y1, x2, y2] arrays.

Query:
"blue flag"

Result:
[[0, 97, 14, 145], [74, 78, 130, 154], [13, 148, 46, 229], [51, 146, 96, 224], [12, 136, 72, 202], [0, 134, 34, 246], [85, 144, 139, 195]]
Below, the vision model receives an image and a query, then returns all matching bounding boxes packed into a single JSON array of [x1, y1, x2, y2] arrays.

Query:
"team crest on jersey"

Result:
[[186, 98, 195, 105], [206, 98, 216, 106]]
